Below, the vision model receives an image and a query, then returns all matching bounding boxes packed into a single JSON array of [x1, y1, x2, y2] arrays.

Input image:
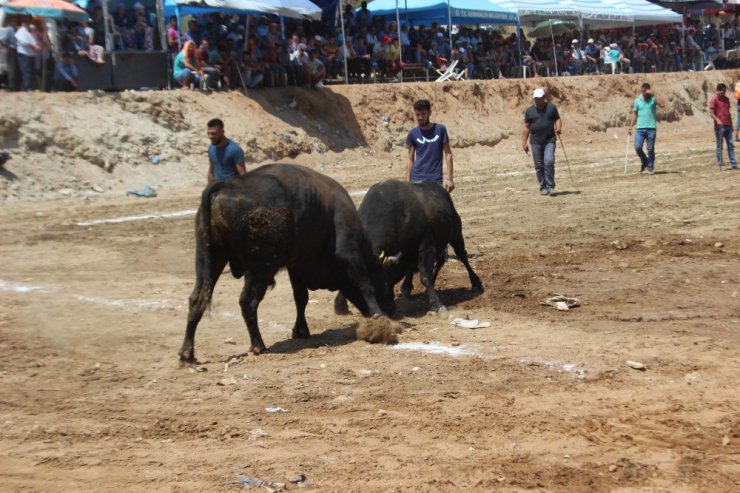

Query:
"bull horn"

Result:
[[384, 252, 402, 265]]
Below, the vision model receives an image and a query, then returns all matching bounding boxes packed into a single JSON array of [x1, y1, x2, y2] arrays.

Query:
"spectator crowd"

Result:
[[1, 0, 739, 92]]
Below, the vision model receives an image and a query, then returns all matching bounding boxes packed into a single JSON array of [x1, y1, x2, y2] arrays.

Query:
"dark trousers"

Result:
[[17, 52, 35, 91], [53, 78, 77, 92], [5, 47, 20, 90]]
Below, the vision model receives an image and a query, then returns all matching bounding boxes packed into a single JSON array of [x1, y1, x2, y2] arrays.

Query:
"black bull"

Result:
[[335, 179, 484, 315], [179, 164, 394, 362]]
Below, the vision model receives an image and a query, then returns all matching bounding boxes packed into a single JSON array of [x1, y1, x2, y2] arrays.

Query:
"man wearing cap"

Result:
[[569, 39, 585, 75], [405, 99, 454, 192], [628, 82, 665, 175], [522, 88, 561, 196], [584, 38, 600, 74]]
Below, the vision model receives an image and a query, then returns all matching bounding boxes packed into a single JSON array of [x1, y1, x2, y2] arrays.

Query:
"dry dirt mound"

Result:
[[2, 70, 737, 202]]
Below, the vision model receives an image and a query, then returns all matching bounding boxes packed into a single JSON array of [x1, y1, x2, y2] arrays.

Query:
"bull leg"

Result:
[[400, 270, 414, 298], [288, 269, 311, 338], [334, 292, 350, 315], [239, 274, 270, 355], [179, 249, 228, 364], [450, 224, 484, 293], [418, 247, 444, 313]]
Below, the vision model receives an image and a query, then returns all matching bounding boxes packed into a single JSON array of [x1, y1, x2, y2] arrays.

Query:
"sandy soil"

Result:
[[1, 72, 739, 492]]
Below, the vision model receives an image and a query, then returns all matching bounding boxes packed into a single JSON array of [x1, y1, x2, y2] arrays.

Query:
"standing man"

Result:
[[522, 88, 561, 196], [206, 118, 246, 184], [405, 99, 454, 192], [0, 16, 20, 91], [14, 16, 40, 91], [628, 82, 665, 175], [710, 83, 737, 170]]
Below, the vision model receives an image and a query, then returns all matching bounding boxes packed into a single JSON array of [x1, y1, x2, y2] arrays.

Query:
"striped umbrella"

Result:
[[3, 0, 90, 22]]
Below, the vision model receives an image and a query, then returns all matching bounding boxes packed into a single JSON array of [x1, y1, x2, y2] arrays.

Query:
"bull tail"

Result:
[[197, 181, 230, 308]]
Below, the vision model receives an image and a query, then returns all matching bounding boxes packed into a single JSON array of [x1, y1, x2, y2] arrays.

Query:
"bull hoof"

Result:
[[179, 350, 197, 366], [292, 329, 310, 339], [334, 301, 350, 316], [250, 345, 268, 355]]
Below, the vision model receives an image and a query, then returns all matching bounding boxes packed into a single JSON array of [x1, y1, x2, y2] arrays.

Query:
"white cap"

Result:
[[533, 88, 545, 99], [572, 39, 579, 44], [588, 38, 594, 43], [459, 47, 466, 53]]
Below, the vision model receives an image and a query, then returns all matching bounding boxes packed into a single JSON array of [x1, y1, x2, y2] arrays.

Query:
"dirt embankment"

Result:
[[1, 70, 737, 202]]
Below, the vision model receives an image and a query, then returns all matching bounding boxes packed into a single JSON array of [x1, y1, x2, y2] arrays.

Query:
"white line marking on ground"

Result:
[[76, 209, 197, 226], [0, 280, 52, 293]]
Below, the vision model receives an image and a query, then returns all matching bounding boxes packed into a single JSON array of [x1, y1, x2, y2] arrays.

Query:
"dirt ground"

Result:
[[1, 71, 739, 492]]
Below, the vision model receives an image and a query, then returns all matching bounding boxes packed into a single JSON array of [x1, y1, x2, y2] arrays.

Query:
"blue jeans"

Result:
[[17, 53, 35, 91], [634, 128, 656, 171], [714, 124, 737, 168], [530, 141, 556, 191]]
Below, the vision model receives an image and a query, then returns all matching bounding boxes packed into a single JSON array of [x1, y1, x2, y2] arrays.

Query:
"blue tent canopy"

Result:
[[364, 0, 518, 26]]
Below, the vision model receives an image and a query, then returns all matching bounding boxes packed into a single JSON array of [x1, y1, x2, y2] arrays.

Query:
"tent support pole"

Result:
[[339, 0, 348, 84], [550, 19, 558, 77]]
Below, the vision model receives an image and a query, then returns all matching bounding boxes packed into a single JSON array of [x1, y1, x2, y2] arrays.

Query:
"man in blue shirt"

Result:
[[207, 118, 246, 183], [405, 99, 454, 192], [628, 82, 665, 175], [53, 52, 78, 92]]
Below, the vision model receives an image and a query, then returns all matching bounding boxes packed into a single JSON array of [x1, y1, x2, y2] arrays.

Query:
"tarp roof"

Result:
[[498, 0, 683, 28], [364, 0, 518, 26], [164, 0, 322, 19]]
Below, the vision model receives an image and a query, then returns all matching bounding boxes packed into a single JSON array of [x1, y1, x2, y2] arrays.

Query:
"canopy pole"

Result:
[[516, 20, 522, 72], [339, 0, 348, 84], [175, 6, 181, 51], [447, 0, 452, 51], [550, 19, 558, 77], [280, 16, 285, 39], [395, 0, 403, 81]]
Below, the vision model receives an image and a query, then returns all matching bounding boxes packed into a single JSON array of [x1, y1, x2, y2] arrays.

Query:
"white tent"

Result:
[[500, 0, 683, 29]]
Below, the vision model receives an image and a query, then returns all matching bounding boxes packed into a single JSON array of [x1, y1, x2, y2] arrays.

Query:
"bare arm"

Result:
[[554, 117, 562, 135], [521, 122, 531, 153], [236, 161, 246, 176], [628, 109, 637, 135], [443, 141, 454, 193]]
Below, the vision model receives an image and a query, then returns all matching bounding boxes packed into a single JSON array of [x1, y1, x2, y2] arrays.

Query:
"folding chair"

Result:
[[434, 59, 459, 82]]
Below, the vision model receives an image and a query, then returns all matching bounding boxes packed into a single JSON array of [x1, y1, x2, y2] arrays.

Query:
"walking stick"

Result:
[[624, 133, 630, 175], [558, 138, 575, 184]]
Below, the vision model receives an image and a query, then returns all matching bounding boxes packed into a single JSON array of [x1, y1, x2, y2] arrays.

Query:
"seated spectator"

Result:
[[184, 20, 201, 47], [583, 38, 600, 74], [304, 48, 326, 88], [239, 47, 265, 89], [173, 40, 203, 89], [262, 41, 286, 86], [568, 39, 585, 75], [196, 39, 222, 89], [372, 35, 390, 76], [111, 3, 133, 49], [321, 33, 341, 78], [53, 52, 78, 91], [68, 21, 105, 64], [388, 37, 405, 77]]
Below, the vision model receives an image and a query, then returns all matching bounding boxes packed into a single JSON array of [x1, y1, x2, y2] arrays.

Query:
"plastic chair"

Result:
[[434, 59, 459, 82]]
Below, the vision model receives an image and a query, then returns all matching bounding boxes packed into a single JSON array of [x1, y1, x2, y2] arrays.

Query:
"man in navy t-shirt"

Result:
[[405, 99, 454, 192], [207, 118, 246, 183]]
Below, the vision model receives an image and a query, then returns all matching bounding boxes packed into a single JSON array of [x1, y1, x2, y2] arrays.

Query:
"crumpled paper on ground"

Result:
[[450, 318, 491, 329], [539, 295, 581, 311]]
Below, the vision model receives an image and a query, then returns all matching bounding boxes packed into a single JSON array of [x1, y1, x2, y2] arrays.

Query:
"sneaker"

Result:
[[547, 187, 555, 195], [314, 81, 325, 88], [640, 164, 647, 173], [648, 169, 655, 175], [540, 188, 550, 196]]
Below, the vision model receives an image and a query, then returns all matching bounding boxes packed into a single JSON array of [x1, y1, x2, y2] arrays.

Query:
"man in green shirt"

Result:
[[628, 82, 665, 175]]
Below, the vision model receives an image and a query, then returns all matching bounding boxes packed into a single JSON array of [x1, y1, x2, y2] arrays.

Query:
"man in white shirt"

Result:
[[14, 17, 40, 91]]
